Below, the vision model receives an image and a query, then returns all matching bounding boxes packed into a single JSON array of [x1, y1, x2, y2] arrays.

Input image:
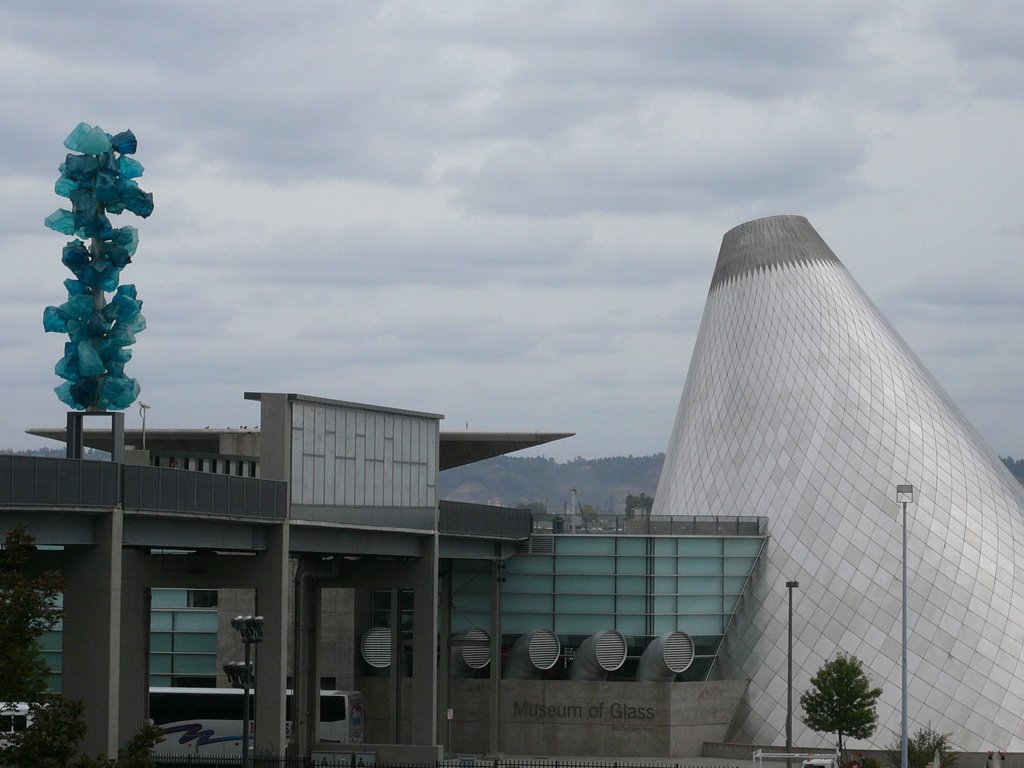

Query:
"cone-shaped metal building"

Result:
[[653, 215, 1024, 751]]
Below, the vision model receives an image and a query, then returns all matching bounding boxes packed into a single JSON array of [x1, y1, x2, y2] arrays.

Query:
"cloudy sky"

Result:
[[2, 1, 1022, 461]]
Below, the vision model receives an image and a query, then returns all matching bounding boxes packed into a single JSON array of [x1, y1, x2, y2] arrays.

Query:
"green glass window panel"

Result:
[[653, 558, 677, 575], [506, 573, 553, 593], [679, 576, 723, 595], [150, 675, 172, 687], [652, 615, 676, 634], [48, 673, 61, 693], [677, 594, 723, 613], [678, 538, 723, 556], [453, 592, 492, 612], [615, 615, 646, 635], [555, 613, 604, 634], [174, 632, 217, 653], [723, 595, 740, 613], [453, 614, 490, 633], [151, 633, 172, 652], [653, 575, 676, 594], [615, 556, 645, 575], [555, 574, 613, 594], [677, 557, 722, 576], [173, 654, 217, 674], [150, 654, 172, 674], [653, 595, 675, 614], [151, 589, 188, 608], [615, 575, 645, 595], [555, 594, 613, 614], [504, 593, 554, 613], [723, 575, 748, 593], [557, 537, 614, 555], [504, 615, 551, 635], [724, 538, 764, 556], [615, 538, 645, 555], [680, 615, 724, 634], [505, 556, 553, 575], [653, 539, 676, 556], [173, 611, 217, 631], [151, 612, 173, 631], [42, 651, 61, 672], [724, 557, 757, 576], [557, 556, 613, 575], [614, 595, 646, 614], [40, 632, 61, 651]]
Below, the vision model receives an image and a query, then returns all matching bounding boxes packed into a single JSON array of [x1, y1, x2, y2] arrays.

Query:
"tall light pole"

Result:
[[786, 579, 799, 764], [138, 402, 150, 450], [230, 615, 264, 768], [896, 485, 915, 768]]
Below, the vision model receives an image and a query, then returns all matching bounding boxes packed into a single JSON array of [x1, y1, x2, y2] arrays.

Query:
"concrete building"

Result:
[[10, 214, 1023, 759]]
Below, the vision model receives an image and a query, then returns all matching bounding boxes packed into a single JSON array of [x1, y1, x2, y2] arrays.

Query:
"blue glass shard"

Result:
[[118, 156, 144, 179], [103, 375, 140, 409], [63, 123, 94, 151], [54, 348, 80, 381], [54, 176, 79, 198], [75, 126, 112, 155], [61, 240, 90, 272], [42, 306, 68, 333], [54, 381, 81, 409], [63, 278, 88, 296], [65, 318, 87, 343], [77, 340, 105, 377], [110, 130, 137, 155], [44, 209, 77, 235], [69, 379, 98, 407], [61, 154, 100, 181], [118, 312, 147, 333], [107, 326, 137, 347], [94, 170, 120, 202], [86, 309, 112, 338], [64, 293, 94, 319], [121, 183, 154, 218]]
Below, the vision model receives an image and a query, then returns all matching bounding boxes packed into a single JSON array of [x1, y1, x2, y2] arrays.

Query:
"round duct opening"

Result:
[[457, 628, 491, 670], [662, 631, 695, 673], [360, 626, 391, 669]]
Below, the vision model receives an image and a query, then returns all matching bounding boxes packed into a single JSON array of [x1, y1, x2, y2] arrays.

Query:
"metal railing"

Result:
[[533, 514, 768, 536]]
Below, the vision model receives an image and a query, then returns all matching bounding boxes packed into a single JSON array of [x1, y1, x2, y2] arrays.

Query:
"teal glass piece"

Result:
[[94, 170, 120, 202], [64, 122, 111, 154], [42, 306, 68, 333], [54, 381, 79, 409], [110, 130, 137, 155], [77, 340, 105, 378], [103, 375, 140, 410], [61, 154, 100, 181], [121, 183, 154, 218], [118, 156, 143, 179], [54, 176, 78, 198], [44, 209, 76, 235], [55, 348, 79, 381]]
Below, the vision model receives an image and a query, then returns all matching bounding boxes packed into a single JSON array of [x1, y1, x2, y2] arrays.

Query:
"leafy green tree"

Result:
[[800, 653, 882, 759], [884, 725, 958, 768], [0, 525, 161, 767], [0, 525, 62, 702]]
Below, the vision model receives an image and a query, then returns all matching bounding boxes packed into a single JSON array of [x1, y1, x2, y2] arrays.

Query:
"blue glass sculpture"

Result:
[[43, 122, 153, 411]]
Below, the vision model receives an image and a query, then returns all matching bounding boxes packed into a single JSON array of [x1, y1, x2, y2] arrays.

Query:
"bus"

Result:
[[150, 688, 363, 755]]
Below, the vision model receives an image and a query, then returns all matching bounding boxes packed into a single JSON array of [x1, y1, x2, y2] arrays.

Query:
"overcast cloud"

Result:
[[1, 1, 1022, 464]]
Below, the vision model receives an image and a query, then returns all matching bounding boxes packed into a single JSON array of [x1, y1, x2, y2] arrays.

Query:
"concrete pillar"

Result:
[[293, 560, 321, 755], [389, 587, 401, 743], [118, 549, 151, 741], [62, 509, 124, 757], [253, 523, 290, 756], [410, 535, 439, 746], [437, 567, 451, 750]]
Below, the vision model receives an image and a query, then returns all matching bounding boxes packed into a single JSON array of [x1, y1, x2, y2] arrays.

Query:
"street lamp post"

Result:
[[229, 615, 264, 768], [895, 485, 915, 768], [786, 580, 799, 766]]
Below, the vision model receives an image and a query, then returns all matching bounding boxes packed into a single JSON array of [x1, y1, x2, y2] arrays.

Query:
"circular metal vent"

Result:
[[360, 627, 391, 669], [459, 628, 491, 670], [594, 630, 628, 671], [662, 631, 695, 673], [527, 629, 561, 670]]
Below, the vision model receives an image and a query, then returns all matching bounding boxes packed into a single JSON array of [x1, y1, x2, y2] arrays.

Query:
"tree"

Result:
[[0, 525, 62, 702], [0, 525, 161, 767], [800, 653, 883, 759], [884, 725, 958, 768]]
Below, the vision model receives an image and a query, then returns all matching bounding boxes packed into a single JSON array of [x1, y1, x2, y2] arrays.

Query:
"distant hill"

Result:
[[439, 453, 664, 515], [3, 446, 108, 460]]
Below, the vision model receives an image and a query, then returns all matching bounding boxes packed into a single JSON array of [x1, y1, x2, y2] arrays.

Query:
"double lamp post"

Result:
[[224, 615, 265, 768]]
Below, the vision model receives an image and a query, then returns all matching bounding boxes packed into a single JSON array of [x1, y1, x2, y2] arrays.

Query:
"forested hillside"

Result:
[[439, 453, 664, 515]]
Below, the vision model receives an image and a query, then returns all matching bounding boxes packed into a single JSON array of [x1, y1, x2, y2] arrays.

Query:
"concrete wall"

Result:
[[360, 677, 747, 758]]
